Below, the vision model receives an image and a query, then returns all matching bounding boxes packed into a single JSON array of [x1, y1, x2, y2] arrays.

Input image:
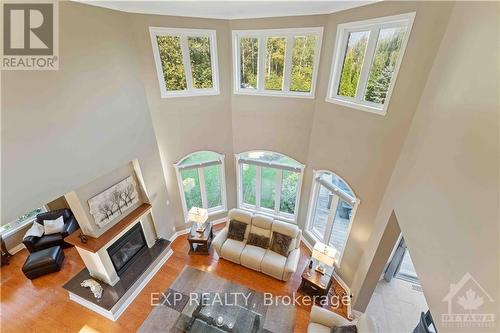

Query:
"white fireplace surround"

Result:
[[75, 207, 156, 286]]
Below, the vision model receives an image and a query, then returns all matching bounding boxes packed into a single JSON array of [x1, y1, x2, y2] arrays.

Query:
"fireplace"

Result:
[[107, 223, 147, 276]]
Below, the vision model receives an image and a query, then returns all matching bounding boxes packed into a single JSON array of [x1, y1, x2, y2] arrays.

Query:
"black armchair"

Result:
[[23, 209, 79, 253]]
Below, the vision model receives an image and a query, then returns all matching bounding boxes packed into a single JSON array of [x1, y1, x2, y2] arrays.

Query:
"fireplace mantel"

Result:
[[66, 203, 152, 253]]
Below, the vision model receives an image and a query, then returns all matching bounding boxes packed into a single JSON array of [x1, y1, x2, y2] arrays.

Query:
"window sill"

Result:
[[238, 206, 296, 224], [0, 218, 35, 239], [304, 230, 344, 267], [184, 208, 227, 224], [234, 90, 315, 99], [325, 97, 386, 116], [160, 89, 220, 99]]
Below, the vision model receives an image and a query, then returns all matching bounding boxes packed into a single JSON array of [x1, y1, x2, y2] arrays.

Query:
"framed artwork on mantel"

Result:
[[88, 176, 140, 228]]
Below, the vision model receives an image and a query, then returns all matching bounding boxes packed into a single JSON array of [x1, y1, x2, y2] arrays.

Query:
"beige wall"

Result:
[[299, 1, 454, 284], [229, 15, 327, 163], [1, 2, 174, 239], [127, 13, 235, 230], [350, 2, 499, 331]]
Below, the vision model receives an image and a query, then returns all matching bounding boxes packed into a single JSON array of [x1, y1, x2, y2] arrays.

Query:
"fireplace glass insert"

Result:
[[107, 223, 147, 276]]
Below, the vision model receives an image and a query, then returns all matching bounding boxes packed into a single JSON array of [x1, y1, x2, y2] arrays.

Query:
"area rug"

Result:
[[138, 266, 296, 332]]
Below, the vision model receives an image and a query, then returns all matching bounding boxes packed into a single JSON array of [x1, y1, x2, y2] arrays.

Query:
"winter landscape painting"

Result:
[[88, 176, 139, 228]]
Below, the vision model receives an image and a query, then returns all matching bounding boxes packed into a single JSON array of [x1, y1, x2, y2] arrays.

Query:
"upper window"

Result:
[[236, 151, 304, 222], [174, 151, 226, 222], [232, 28, 323, 98], [150, 27, 219, 98], [326, 13, 415, 115], [305, 170, 359, 264]]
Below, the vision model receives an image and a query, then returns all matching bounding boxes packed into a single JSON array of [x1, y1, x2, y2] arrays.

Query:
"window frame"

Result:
[[232, 27, 324, 99], [149, 27, 220, 98], [325, 12, 416, 115], [235, 151, 305, 223], [174, 151, 227, 223], [0, 206, 48, 238], [305, 170, 360, 266]]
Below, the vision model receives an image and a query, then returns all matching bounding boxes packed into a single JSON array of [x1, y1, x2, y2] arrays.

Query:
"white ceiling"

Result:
[[77, 1, 378, 20]]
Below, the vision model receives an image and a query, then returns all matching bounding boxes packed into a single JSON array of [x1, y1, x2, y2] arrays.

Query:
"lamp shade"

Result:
[[188, 207, 208, 224], [312, 242, 337, 268]]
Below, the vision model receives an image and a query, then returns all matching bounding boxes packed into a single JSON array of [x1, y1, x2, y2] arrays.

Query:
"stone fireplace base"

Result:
[[63, 239, 172, 321]]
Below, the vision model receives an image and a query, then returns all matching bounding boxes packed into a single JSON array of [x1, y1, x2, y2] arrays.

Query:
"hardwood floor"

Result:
[[1, 225, 348, 333]]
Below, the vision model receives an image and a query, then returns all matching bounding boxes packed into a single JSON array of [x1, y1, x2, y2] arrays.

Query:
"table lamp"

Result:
[[312, 242, 337, 274], [188, 207, 208, 232]]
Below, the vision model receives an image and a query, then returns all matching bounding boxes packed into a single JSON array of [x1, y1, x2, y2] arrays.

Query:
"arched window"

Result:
[[306, 170, 359, 264], [235, 151, 304, 222], [174, 151, 226, 222]]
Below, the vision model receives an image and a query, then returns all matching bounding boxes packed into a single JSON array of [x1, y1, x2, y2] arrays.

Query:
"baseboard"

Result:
[[9, 243, 26, 255], [169, 217, 228, 243], [300, 235, 313, 252]]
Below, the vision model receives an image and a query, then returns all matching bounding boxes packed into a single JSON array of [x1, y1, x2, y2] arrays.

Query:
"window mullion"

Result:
[[355, 27, 379, 100], [282, 35, 294, 92], [274, 169, 283, 213], [257, 36, 266, 91], [255, 166, 262, 209], [180, 35, 194, 90], [325, 195, 340, 244], [198, 167, 208, 209]]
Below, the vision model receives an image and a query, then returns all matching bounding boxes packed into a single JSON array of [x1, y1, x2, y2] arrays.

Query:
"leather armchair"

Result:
[[23, 209, 79, 253]]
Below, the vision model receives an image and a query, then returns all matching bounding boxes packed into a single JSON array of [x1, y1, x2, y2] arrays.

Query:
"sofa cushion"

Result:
[[261, 249, 287, 280], [270, 232, 293, 256], [43, 216, 65, 235], [247, 233, 270, 249], [220, 239, 246, 264], [24, 222, 44, 239], [249, 214, 273, 238], [227, 209, 253, 239], [240, 245, 266, 271], [34, 233, 63, 251], [227, 220, 247, 241], [271, 220, 300, 251], [307, 323, 332, 333]]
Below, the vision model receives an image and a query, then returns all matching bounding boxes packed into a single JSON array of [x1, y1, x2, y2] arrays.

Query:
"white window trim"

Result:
[[232, 27, 324, 99], [174, 152, 227, 223], [325, 12, 416, 116], [235, 151, 305, 223], [305, 170, 360, 266], [0, 206, 48, 238], [149, 27, 220, 98]]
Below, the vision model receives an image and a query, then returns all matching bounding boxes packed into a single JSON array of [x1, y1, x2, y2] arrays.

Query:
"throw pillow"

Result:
[[24, 222, 45, 239], [43, 216, 65, 235], [247, 233, 270, 249], [227, 220, 247, 241], [270, 232, 293, 256], [331, 325, 357, 333]]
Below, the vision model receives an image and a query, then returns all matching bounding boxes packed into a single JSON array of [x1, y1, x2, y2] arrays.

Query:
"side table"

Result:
[[299, 258, 333, 300], [187, 222, 213, 255]]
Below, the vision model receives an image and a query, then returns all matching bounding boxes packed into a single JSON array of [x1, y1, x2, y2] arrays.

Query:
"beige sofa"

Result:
[[307, 306, 377, 333], [213, 208, 301, 281]]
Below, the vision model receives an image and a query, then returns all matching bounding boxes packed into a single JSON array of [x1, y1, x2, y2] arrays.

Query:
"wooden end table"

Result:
[[187, 222, 213, 255], [299, 258, 333, 300]]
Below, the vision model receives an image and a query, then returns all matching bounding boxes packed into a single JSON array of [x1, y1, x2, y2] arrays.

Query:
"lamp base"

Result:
[[196, 224, 206, 233], [315, 264, 326, 274]]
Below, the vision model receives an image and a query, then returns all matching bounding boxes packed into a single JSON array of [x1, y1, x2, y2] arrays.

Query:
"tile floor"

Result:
[[365, 278, 429, 333]]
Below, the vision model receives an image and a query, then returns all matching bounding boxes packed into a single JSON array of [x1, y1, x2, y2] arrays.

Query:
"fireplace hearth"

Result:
[[107, 223, 147, 276]]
